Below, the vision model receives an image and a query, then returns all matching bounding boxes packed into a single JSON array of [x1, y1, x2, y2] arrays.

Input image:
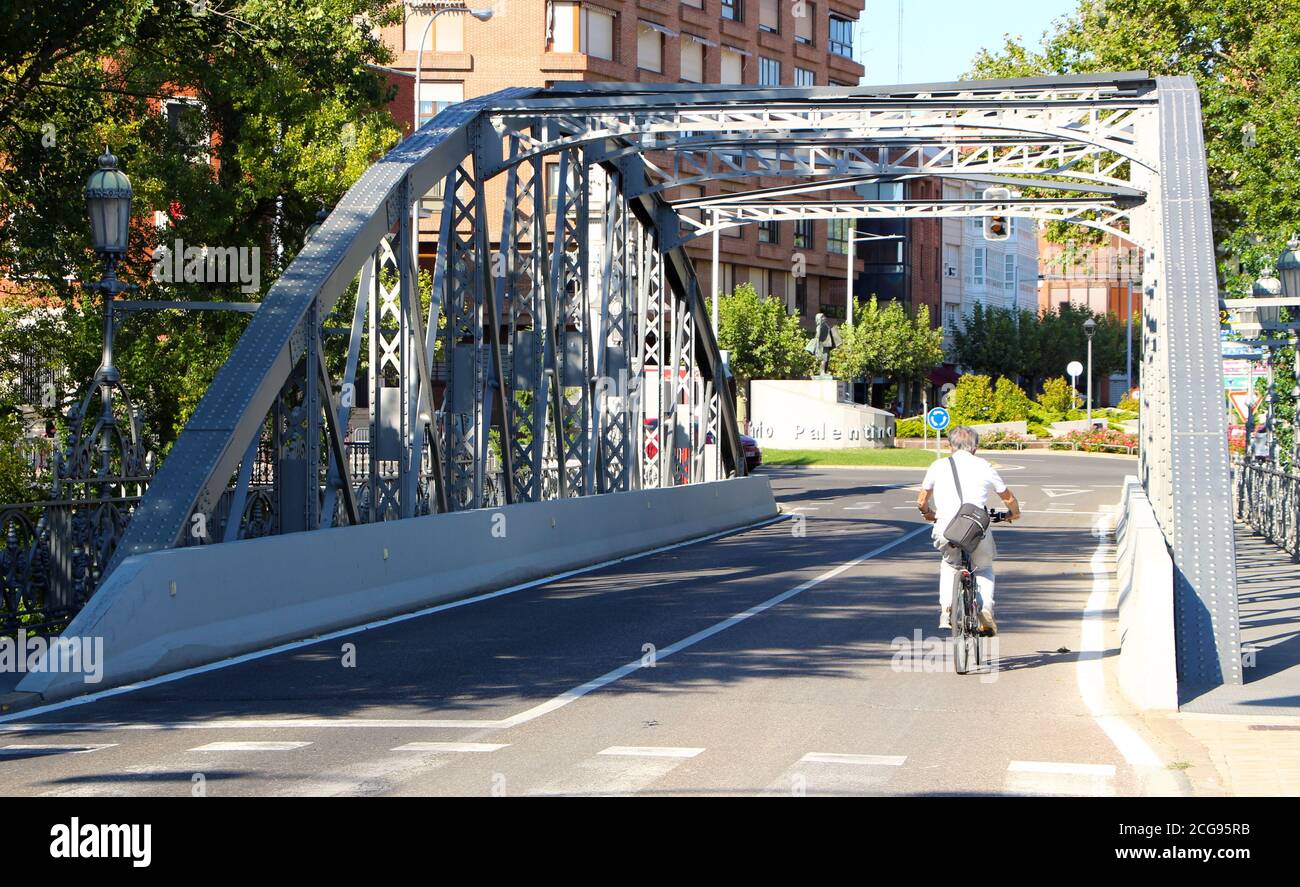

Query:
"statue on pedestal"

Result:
[[806, 312, 842, 377]]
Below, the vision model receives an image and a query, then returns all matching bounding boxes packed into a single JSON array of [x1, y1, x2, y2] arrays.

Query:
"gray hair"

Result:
[[948, 425, 979, 453]]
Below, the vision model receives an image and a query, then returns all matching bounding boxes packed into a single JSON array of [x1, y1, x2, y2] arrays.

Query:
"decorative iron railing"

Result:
[[1232, 458, 1300, 561]]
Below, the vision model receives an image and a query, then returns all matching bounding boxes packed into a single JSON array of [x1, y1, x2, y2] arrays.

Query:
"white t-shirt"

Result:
[[921, 451, 1007, 539]]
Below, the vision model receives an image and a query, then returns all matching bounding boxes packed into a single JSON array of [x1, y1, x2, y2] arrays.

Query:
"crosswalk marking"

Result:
[[189, 741, 312, 752], [391, 742, 509, 753], [799, 752, 907, 767], [598, 746, 704, 759], [0, 743, 116, 755]]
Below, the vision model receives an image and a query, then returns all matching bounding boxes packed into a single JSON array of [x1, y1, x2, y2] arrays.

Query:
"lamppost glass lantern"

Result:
[[84, 148, 133, 258]]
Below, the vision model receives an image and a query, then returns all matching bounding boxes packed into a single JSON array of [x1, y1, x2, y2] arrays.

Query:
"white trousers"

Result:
[[935, 531, 997, 612]]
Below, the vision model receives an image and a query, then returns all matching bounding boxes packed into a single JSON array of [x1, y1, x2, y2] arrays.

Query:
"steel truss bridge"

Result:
[[95, 72, 1236, 691]]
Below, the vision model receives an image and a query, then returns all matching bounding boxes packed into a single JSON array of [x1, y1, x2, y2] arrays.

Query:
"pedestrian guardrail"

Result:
[[1233, 458, 1300, 561]]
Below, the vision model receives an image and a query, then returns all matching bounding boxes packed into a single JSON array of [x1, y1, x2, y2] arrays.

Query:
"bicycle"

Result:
[[952, 509, 1011, 675]]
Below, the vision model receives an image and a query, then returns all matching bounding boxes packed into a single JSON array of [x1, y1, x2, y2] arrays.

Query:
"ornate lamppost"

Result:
[[63, 148, 150, 488]]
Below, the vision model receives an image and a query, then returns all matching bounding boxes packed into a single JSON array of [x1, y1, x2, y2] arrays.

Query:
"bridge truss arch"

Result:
[[110, 72, 1237, 691]]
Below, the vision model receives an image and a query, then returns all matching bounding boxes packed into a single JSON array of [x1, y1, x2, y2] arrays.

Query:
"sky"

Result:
[[854, 0, 1081, 87]]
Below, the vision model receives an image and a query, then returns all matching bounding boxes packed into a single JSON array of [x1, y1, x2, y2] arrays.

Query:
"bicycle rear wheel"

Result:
[[952, 582, 972, 674]]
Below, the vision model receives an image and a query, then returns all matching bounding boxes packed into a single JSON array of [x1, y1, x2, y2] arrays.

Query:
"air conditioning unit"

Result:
[[944, 265, 958, 278]]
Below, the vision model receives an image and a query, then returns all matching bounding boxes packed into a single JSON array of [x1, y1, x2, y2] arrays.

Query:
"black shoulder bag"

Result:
[[942, 456, 990, 555]]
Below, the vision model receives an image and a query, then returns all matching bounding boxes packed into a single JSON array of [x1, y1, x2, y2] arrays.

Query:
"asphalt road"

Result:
[[0, 451, 1186, 797]]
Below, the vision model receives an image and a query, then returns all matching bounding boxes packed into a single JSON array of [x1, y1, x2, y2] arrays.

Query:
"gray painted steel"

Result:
[[77, 72, 1234, 692], [20, 477, 777, 703]]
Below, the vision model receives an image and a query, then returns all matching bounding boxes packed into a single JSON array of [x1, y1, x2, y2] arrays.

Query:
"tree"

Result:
[[0, 1, 406, 454], [992, 377, 1034, 422], [948, 374, 996, 425], [950, 304, 1043, 386], [968, 0, 1300, 280], [1038, 376, 1078, 416], [831, 297, 941, 411], [714, 283, 814, 388]]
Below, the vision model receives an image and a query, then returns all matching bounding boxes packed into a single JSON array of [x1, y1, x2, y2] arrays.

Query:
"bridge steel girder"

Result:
[[103, 74, 1234, 693]]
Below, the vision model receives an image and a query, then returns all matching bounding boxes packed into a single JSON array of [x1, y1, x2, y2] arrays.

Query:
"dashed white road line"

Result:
[[189, 741, 311, 752], [0, 743, 116, 755], [391, 742, 509, 753], [598, 746, 705, 759], [800, 753, 906, 766]]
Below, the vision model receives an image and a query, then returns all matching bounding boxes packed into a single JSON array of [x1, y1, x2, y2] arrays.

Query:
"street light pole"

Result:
[[1083, 317, 1097, 427], [847, 226, 855, 326], [411, 3, 493, 138], [711, 209, 720, 335]]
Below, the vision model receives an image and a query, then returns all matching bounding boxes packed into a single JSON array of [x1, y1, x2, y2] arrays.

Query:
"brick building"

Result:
[[378, 0, 867, 329]]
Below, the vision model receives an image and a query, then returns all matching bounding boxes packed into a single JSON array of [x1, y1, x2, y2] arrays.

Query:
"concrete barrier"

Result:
[[1114, 476, 1179, 710], [18, 477, 778, 704]]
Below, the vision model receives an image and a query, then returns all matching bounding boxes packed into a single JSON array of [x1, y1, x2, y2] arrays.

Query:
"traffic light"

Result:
[[982, 187, 1011, 241]]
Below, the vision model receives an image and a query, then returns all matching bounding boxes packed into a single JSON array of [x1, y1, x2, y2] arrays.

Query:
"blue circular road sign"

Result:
[[926, 407, 950, 431]]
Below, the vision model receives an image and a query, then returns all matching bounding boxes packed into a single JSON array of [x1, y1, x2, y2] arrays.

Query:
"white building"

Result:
[[939, 179, 1040, 351]]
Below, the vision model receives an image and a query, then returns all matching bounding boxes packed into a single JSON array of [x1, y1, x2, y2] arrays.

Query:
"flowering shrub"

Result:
[[1051, 427, 1139, 453], [979, 430, 1030, 450]]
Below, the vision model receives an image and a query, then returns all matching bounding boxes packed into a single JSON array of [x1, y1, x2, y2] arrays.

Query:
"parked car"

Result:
[[740, 433, 762, 473]]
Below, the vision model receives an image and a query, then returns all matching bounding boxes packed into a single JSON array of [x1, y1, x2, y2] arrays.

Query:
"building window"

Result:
[[760, 0, 779, 32], [794, 219, 813, 249], [546, 3, 614, 59], [795, 3, 814, 44], [545, 162, 560, 212], [943, 302, 961, 331], [759, 56, 781, 87], [683, 0, 703, 7], [637, 23, 663, 73], [943, 244, 960, 279], [680, 36, 705, 83], [827, 218, 848, 254], [829, 15, 854, 58], [795, 67, 815, 87], [795, 276, 808, 315], [406, 8, 464, 53], [758, 220, 777, 243], [721, 0, 742, 22], [972, 246, 986, 285], [1005, 254, 1018, 292], [721, 47, 744, 84]]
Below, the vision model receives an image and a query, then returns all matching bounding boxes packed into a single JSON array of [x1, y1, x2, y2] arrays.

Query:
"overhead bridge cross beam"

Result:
[[103, 74, 1236, 693]]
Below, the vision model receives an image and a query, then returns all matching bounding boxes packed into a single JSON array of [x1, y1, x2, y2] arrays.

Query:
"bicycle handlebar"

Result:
[[987, 509, 1012, 524]]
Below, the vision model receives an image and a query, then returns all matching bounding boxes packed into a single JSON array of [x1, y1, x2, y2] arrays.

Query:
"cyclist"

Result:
[[915, 425, 1021, 634]]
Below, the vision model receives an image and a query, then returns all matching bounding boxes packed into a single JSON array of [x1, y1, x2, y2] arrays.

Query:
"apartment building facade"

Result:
[[1036, 231, 1142, 318], [939, 178, 1040, 351], [378, 0, 867, 329]]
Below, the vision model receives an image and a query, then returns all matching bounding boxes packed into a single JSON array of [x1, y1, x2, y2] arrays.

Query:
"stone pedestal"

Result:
[[748, 379, 895, 449]]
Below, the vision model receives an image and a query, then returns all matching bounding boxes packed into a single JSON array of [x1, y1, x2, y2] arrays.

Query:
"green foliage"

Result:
[[967, 0, 1300, 280], [831, 297, 944, 387], [895, 416, 925, 438], [0, 414, 39, 504], [1039, 376, 1078, 417], [992, 377, 1034, 422], [948, 374, 997, 425], [0, 1, 405, 454], [1117, 394, 1140, 413], [714, 283, 814, 385]]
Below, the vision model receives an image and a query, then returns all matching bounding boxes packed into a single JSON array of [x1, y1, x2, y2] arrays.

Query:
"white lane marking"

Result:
[[189, 741, 311, 752], [1008, 760, 1116, 777], [842, 503, 875, 511], [494, 524, 932, 730], [598, 746, 705, 759], [1081, 514, 1169, 780], [0, 718, 501, 733], [0, 512, 788, 727], [789, 505, 821, 511], [391, 742, 508, 753], [1043, 488, 1089, 498], [800, 753, 906, 766], [0, 743, 116, 755]]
